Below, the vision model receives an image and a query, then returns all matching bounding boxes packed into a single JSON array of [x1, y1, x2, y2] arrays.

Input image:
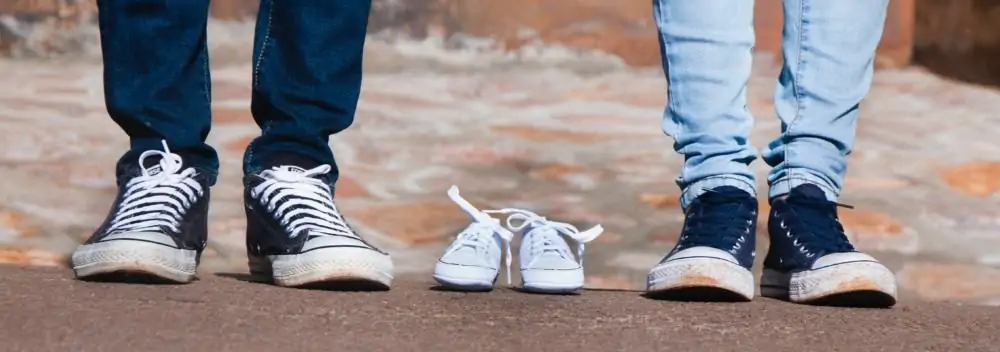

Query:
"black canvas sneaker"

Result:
[[244, 162, 393, 289], [71, 142, 209, 283], [762, 184, 897, 307]]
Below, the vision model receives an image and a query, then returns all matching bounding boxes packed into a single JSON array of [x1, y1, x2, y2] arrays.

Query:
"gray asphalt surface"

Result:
[[1, 265, 998, 351]]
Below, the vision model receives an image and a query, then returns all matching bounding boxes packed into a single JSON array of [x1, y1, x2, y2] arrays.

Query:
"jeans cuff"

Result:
[[768, 173, 839, 202], [680, 175, 758, 210]]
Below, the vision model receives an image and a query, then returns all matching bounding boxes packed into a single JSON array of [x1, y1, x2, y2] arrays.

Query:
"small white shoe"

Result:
[[432, 186, 514, 291], [488, 208, 603, 294]]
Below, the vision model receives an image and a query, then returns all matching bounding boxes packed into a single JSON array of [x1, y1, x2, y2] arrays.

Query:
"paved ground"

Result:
[[2, 265, 999, 351], [1, 37, 1000, 304]]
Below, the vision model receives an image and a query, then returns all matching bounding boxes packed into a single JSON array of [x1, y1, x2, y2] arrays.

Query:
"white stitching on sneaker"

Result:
[[105, 140, 203, 235], [250, 164, 354, 239], [446, 185, 515, 285]]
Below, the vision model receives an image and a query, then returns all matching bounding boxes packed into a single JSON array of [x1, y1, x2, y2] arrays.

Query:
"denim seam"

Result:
[[200, 42, 211, 114], [200, 43, 213, 183], [789, 0, 809, 129], [685, 175, 757, 196], [252, 0, 275, 88], [784, 0, 809, 179], [693, 175, 756, 189], [656, 2, 680, 140], [199, 0, 211, 107]]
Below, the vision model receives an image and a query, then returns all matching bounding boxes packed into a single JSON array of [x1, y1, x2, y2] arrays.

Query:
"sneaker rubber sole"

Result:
[[71, 238, 198, 284], [432, 262, 498, 291], [761, 261, 898, 308], [646, 256, 755, 301], [520, 268, 585, 294], [249, 246, 394, 290]]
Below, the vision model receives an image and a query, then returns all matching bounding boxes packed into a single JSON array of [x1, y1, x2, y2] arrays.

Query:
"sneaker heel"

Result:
[[247, 254, 272, 282]]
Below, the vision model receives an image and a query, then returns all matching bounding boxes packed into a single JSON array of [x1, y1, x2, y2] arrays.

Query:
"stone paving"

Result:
[[1, 39, 1000, 304]]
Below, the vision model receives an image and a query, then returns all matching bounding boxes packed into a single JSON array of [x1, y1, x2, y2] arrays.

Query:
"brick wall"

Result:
[[912, 0, 1000, 87], [0, 0, 975, 76], [360, 0, 915, 68]]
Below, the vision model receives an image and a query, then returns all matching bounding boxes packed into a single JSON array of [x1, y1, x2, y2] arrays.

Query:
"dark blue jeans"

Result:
[[100, 0, 371, 186]]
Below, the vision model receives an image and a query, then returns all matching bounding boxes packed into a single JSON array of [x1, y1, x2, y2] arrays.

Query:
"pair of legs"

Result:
[[102, 0, 364, 183], [72, 0, 393, 288], [646, 0, 898, 306], [663, 0, 884, 204]]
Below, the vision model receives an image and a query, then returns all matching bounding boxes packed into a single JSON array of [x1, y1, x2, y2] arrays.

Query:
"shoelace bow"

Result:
[[106, 140, 203, 235], [780, 196, 855, 253], [484, 208, 603, 269], [251, 164, 353, 239], [446, 186, 516, 285]]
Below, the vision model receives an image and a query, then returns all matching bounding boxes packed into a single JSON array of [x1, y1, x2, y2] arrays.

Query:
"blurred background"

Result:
[[1, 0, 999, 304]]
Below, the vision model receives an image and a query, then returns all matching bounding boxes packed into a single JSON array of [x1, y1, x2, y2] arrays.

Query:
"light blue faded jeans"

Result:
[[654, 0, 890, 208]]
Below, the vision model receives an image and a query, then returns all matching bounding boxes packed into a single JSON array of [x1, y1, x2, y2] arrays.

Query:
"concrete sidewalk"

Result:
[[2, 265, 998, 351]]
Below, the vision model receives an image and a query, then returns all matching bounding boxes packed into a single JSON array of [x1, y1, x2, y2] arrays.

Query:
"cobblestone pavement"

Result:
[[1, 40, 999, 304]]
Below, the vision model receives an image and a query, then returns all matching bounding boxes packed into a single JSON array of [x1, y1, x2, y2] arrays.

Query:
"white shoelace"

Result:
[[250, 164, 353, 239], [105, 140, 203, 235], [445, 185, 515, 285], [484, 208, 603, 268]]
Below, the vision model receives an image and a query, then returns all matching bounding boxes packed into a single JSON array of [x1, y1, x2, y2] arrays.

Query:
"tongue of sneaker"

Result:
[[140, 156, 164, 176], [527, 226, 568, 257], [276, 165, 307, 174], [263, 152, 321, 172], [790, 184, 826, 200]]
